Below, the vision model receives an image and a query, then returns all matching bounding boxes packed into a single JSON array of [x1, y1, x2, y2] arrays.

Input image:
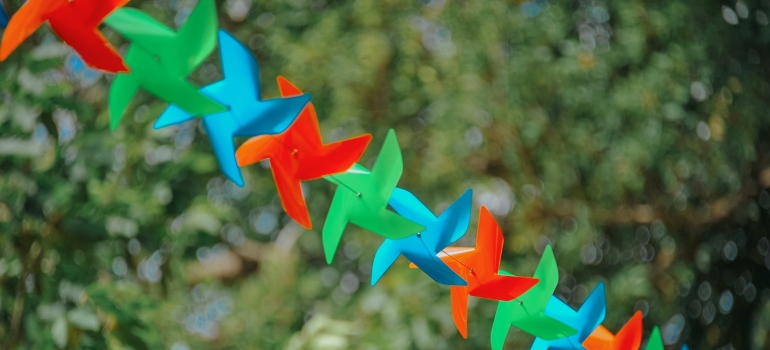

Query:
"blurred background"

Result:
[[0, 0, 769, 348]]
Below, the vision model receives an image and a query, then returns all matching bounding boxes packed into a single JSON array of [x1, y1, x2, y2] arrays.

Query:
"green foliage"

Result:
[[1, 0, 769, 349]]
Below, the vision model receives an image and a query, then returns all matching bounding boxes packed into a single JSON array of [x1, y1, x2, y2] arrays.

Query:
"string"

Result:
[[440, 248, 479, 284], [515, 298, 531, 316], [415, 233, 480, 284]]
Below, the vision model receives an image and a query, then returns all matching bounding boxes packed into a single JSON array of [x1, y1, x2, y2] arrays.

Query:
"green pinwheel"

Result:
[[322, 129, 426, 264], [490, 245, 577, 349], [103, 0, 226, 130]]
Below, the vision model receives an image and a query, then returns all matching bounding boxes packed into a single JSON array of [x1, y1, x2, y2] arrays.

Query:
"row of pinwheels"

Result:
[[0, 0, 686, 348]]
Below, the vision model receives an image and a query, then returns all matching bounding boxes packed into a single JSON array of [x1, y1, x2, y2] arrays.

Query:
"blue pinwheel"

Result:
[[370, 188, 473, 286], [154, 29, 310, 186]]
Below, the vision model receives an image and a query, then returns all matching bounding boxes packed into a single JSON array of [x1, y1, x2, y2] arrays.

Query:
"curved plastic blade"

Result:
[[644, 327, 664, 350], [202, 114, 243, 186], [271, 163, 311, 229], [0, 0, 68, 60], [370, 240, 401, 285], [46, 0, 129, 72], [323, 189, 352, 264], [388, 188, 437, 227], [451, 286, 470, 339], [615, 311, 643, 350]]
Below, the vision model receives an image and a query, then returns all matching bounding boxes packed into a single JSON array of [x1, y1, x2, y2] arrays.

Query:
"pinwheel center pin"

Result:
[[269, 134, 301, 157], [436, 247, 480, 281]]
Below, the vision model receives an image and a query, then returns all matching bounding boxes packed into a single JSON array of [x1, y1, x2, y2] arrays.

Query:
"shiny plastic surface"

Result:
[[0, 0, 128, 72]]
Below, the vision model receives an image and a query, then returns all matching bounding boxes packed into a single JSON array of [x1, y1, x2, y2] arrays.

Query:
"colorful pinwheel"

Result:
[[236, 77, 370, 228]]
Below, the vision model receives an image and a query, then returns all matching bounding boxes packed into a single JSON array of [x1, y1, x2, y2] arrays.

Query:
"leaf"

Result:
[[67, 307, 100, 331], [186, 208, 221, 234], [11, 103, 41, 132], [189, 154, 217, 173], [17, 68, 45, 96], [52, 316, 68, 349], [38, 302, 66, 321], [30, 42, 70, 60], [105, 215, 139, 238]]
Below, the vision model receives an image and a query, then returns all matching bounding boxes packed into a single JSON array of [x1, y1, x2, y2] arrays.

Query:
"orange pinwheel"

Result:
[[420, 206, 539, 338], [582, 311, 643, 350], [235, 77, 372, 229], [0, 0, 129, 73]]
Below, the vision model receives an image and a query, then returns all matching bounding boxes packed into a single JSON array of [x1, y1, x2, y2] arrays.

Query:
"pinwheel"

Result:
[[371, 188, 473, 286], [236, 77, 370, 227], [431, 206, 539, 338], [491, 245, 577, 349], [322, 130, 426, 263]]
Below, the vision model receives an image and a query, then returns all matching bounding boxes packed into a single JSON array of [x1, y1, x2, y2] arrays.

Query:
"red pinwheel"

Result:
[[416, 206, 539, 338], [0, 0, 129, 73], [236, 77, 372, 229]]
